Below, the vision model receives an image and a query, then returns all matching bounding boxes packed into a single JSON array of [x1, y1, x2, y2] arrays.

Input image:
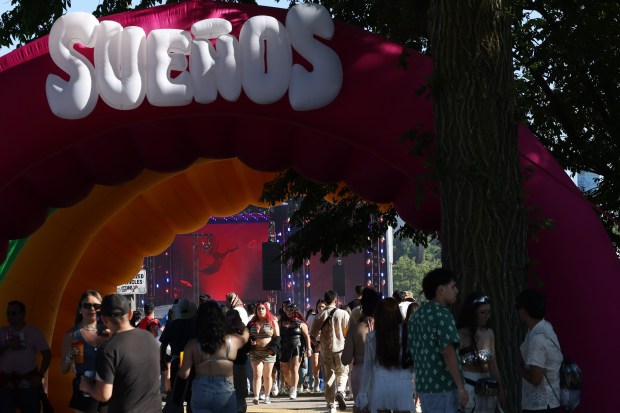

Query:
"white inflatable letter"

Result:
[[213, 34, 242, 102], [240, 15, 292, 104], [46, 12, 100, 119], [287, 4, 342, 111], [95, 21, 146, 110], [190, 18, 241, 103], [146, 29, 194, 106]]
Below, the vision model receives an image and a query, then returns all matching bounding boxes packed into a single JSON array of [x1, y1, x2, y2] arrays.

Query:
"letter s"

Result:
[[46, 12, 100, 119], [287, 4, 342, 111]]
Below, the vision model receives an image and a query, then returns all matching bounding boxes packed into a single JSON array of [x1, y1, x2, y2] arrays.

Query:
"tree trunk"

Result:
[[428, 0, 528, 410]]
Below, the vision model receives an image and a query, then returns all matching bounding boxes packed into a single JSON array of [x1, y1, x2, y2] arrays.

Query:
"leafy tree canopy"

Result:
[[392, 239, 442, 301]]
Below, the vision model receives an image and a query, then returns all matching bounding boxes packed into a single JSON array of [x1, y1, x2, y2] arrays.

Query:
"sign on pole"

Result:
[[117, 269, 147, 295]]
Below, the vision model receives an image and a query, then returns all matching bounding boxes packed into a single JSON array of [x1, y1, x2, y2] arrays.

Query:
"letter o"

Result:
[[240, 15, 292, 104]]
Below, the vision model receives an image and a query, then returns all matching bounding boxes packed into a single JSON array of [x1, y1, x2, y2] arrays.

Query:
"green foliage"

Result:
[[392, 240, 441, 301], [0, 0, 69, 48], [393, 236, 415, 260], [260, 169, 434, 269], [511, 0, 620, 247]]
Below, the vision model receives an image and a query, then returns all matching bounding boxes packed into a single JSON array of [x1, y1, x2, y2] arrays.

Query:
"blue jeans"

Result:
[[191, 376, 236, 413], [298, 357, 308, 388], [0, 386, 42, 413], [419, 391, 459, 413]]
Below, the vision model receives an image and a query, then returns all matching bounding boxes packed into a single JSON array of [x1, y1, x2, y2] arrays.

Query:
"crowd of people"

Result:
[[0, 267, 566, 413]]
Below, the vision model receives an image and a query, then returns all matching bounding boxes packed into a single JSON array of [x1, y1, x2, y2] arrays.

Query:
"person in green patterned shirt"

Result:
[[407, 268, 468, 412]]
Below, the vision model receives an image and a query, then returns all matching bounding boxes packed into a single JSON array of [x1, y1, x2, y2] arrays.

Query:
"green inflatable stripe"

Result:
[[0, 209, 56, 283], [0, 239, 28, 283]]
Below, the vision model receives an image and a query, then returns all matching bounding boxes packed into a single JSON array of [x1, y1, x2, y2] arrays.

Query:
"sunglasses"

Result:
[[82, 303, 102, 310]]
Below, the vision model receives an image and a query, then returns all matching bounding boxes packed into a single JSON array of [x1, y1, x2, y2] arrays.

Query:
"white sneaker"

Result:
[[327, 405, 337, 413], [259, 392, 266, 401], [271, 385, 279, 397], [252, 397, 259, 405], [264, 396, 271, 404], [313, 383, 322, 393], [289, 388, 297, 400]]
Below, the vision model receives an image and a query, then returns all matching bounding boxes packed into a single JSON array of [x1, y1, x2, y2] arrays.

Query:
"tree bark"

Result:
[[428, 1, 528, 410]]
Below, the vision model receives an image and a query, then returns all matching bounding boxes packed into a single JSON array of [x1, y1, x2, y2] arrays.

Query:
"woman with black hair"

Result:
[[174, 300, 249, 413], [515, 289, 563, 413], [456, 293, 506, 413], [279, 304, 312, 400], [355, 297, 415, 413]]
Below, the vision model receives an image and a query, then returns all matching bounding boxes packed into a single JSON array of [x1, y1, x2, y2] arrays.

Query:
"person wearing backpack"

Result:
[[516, 289, 563, 412], [309, 290, 350, 413]]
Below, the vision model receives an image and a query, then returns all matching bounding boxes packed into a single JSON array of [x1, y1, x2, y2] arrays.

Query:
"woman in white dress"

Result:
[[355, 297, 415, 413]]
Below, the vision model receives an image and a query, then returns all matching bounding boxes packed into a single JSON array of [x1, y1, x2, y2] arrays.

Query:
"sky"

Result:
[[0, 0, 283, 57]]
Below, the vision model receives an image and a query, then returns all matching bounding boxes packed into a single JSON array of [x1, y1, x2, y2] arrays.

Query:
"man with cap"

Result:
[[159, 298, 197, 412], [79, 294, 161, 413], [399, 291, 417, 320]]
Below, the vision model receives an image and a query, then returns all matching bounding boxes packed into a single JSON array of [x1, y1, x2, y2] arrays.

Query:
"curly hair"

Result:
[[196, 300, 227, 354], [374, 297, 403, 369]]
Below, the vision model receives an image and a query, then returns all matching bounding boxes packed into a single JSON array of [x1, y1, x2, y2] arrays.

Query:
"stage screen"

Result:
[[171, 222, 269, 302]]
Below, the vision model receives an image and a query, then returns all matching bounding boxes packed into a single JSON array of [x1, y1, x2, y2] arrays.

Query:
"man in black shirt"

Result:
[[159, 298, 197, 412], [346, 284, 364, 311], [80, 294, 161, 413]]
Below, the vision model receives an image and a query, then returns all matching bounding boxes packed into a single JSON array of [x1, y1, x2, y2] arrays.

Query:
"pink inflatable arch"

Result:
[[0, 1, 616, 410]]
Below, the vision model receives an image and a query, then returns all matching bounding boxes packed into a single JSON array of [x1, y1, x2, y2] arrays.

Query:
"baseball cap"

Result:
[[101, 294, 130, 318]]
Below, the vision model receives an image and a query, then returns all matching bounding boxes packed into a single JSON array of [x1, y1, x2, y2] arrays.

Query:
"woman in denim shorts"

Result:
[[174, 300, 249, 413]]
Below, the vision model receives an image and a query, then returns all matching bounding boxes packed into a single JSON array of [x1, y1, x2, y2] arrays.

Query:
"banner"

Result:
[[117, 269, 147, 295]]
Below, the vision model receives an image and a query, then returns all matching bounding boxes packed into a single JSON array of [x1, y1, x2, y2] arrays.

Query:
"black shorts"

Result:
[[280, 343, 304, 363], [69, 377, 106, 413]]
